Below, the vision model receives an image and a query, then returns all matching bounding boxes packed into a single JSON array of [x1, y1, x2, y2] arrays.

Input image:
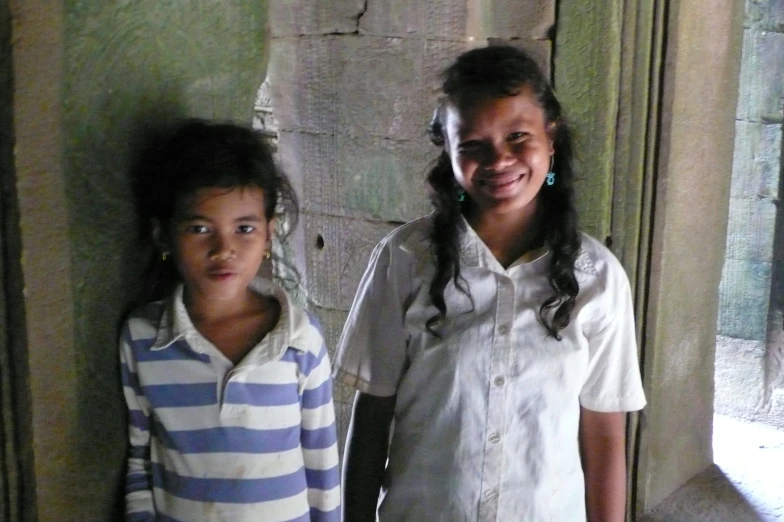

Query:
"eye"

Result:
[[237, 224, 255, 234], [457, 140, 482, 153], [508, 131, 529, 142], [186, 224, 209, 234]]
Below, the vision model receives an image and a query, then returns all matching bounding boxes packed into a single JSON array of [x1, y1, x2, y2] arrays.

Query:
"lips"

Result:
[[478, 172, 525, 193], [206, 266, 237, 280]]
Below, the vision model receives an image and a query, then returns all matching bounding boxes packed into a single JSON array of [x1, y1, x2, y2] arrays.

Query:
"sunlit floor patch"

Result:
[[640, 414, 784, 522]]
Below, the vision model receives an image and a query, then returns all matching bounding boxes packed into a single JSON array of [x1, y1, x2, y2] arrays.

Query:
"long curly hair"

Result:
[[426, 45, 580, 339]]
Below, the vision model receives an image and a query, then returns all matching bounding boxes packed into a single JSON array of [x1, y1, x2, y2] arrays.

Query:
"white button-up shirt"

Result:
[[334, 215, 646, 522]]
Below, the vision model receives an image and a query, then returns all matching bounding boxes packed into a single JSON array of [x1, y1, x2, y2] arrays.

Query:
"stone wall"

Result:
[[7, 1, 267, 519], [716, 0, 784, 429], [267, 0, 555, 452]]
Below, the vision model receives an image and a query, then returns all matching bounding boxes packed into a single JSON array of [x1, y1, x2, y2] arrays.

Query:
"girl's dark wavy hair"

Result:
[[426, 45, 580, 339], [132, 118, 299, 303]]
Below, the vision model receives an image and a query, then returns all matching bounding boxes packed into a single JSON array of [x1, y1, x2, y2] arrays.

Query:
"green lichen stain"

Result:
[[62, 1, 267, 518], [554, 1, 622, 239], [344, 153, 406, 219]]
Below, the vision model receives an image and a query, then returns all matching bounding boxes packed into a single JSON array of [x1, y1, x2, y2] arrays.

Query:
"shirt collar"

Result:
[[458, 215, 549, 271], [150, 278, 297, 360]]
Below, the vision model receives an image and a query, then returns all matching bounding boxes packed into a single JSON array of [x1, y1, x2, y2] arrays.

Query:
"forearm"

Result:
[[343, 392, 395, 522], [580, 409, 627, 522]]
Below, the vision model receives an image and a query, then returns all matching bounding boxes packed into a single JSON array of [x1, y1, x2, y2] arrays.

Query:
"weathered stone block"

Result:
[[736, 29, 784, 123], [482, 0, 554, 39], [359, 0, 426, 36], [758, 0, 784, 32], [718, 259, 772, 340], [335, 35, 425, 140], [309, 305, 349, 357], [336, 134, 433, 222], [423, 38, 471, 106], [278, 131, 434, 222], [276, 130, 338, 212], [334, 396, 355, 458], [424, 0, 469, 39], [714, 335, 766, 419], [745, 0, 768, 29], [730, 121, 781, 199], [269, 0, 366, 36], [723, 197, 778, 262], [303, 214, 398, 310], [268, 37, 338, 134], [488, 37, 552, 77]]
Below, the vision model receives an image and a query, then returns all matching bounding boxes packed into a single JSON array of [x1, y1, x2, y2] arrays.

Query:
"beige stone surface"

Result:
[[269, 36, 339, 134], [641, 415, 784, 522], [639, 0, 745, 513], [714, 337, 766, 420], [10, 0, 80, 519], [304, 213, 397, 311], [269, 0, 366, 36], [481, 0, 553, 39]]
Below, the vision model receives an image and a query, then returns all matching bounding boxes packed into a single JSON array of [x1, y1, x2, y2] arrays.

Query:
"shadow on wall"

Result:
[[59, 1, 267, 518]]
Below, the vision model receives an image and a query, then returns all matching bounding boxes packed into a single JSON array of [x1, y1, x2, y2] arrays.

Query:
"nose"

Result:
[[209, 233, 236, 261], [486, 142, 515, 171]]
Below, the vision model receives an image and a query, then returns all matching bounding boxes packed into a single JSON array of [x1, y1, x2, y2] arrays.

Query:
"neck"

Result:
[[466, 201, 543, 267], [184, 287, 261, 324]]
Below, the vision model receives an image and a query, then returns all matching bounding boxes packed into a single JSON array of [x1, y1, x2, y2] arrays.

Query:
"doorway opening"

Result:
[[713, 2, 784, 520]]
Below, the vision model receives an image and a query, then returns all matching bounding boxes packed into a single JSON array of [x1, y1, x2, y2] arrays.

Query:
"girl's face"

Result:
[[167, 186, 273, 306], [444, 85, 554, 217]]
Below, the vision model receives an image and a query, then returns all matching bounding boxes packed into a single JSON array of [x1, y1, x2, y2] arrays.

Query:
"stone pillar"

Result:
[[637, 0, 744, 513], [267, 0, 555, 452], [5, 1, 268, 519], [715, 0, 784, 428]]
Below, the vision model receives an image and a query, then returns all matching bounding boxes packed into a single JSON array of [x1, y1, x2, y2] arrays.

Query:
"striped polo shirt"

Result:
[[120, 278, 341, 522]]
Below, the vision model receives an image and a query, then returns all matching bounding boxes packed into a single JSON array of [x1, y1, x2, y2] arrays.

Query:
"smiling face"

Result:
[[444, 85, 554, 218], [167, 186, 273, 307]]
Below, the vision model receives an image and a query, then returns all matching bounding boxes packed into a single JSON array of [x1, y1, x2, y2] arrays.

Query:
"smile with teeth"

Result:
[[479, 172, 524, 190]]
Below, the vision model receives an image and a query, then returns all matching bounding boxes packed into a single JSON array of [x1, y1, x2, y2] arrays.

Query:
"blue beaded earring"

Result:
[[457, 189, 466, 202], [545, 156, 555, 186]]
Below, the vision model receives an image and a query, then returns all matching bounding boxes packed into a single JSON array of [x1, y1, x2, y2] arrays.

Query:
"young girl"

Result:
[[120, 120, 340, 522], [334, 46, 646, 522]]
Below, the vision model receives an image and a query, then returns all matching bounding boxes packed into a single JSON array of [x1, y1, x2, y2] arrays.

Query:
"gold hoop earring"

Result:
[[161, 251, 169, 262]]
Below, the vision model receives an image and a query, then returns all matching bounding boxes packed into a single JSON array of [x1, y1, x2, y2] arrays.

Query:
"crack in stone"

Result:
[[355, 0, 368, 31]]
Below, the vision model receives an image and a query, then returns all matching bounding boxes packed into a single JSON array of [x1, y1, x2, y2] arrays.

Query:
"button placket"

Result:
[[478, 275, 515, 521]]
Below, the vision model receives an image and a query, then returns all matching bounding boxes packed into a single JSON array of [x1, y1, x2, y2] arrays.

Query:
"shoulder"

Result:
[[574, 233, 633, 322], [287, 304, 328, 358], [377, 214, 433, 257], [122, 300, 166, 344], [575, 233, 628, 283], [366, 215, 434, 280]]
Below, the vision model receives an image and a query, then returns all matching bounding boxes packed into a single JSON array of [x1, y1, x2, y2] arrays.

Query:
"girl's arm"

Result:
[[579, 408, 627, 522], [119, 329, 155, 522], [343, 391, 396, 522], [299, 341, 341, 522]]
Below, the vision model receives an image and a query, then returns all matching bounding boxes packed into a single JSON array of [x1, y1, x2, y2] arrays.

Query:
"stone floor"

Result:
[[640, 415, 784, 521]]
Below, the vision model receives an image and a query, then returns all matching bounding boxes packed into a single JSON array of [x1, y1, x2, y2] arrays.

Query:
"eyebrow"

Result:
[[180, 214, 264, 222]]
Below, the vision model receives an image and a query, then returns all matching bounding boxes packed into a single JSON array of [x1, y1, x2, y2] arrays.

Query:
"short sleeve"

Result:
[[333, 237, 410, 397], [579, 255, 647, 413]]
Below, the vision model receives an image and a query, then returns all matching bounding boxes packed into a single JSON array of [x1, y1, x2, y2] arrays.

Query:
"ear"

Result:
[[151, 218, 169, 253], [546, 121, 557, 155]]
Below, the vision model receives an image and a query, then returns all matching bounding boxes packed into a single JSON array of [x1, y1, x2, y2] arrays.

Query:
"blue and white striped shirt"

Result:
[[120, 278, 341, 522]]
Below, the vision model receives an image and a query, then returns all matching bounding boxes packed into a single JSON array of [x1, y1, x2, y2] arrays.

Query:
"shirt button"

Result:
[[483, 488, 498, 501], [498, 325, 510, 336], [488, 432, 501, 444], [494, 376, 505, 387]]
